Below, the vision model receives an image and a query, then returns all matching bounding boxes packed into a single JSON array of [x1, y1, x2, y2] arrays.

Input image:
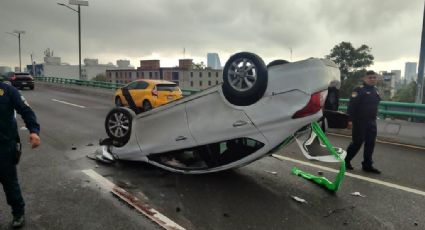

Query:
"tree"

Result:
[[192, 61, 206, 70], [326, 42, 374, 97], [326, 42, 374, 81], [93, 73, 107, 82], [392, 81, 417, 103]]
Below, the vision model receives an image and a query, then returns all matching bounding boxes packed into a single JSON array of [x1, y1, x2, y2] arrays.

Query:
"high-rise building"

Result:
[[207, 53, 222, 70], [404, 62, 417, 83]]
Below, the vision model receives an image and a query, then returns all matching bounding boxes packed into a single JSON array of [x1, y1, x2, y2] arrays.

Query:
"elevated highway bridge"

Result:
[[0, 82, 424, 230]]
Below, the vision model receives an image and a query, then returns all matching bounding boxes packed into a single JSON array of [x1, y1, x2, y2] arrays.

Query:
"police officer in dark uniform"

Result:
[[0, 81, 40, 228], [345, 70, 381, 174]]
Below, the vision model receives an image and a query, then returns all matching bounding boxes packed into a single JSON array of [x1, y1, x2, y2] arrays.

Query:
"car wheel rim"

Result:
[[227, 58, 257, 92], [107, 112, 130, 138]]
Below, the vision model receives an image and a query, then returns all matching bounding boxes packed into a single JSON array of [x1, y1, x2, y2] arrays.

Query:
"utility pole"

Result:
[[416, 1, 425, 103], [6, 30, 25, 72], [31, 53, 36, 76], [58, 0, 89, 80]]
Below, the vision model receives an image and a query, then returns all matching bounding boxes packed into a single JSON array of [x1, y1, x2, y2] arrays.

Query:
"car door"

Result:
[[132, 81, 149, 107], [135, 102, 197, 154], [186, 91, 267, 146]]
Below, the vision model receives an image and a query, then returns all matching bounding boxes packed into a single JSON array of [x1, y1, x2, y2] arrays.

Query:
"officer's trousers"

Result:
[[345, 119, 377, 168], [0, 141, 25, 217]]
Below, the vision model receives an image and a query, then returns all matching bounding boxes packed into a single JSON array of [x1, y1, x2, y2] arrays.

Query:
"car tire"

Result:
[[115, 97, 123, 107], [105, 108, 133, 144], [222, 52, 268, 106], [267, 59, 290, 68], [142, 100, 152, 112]]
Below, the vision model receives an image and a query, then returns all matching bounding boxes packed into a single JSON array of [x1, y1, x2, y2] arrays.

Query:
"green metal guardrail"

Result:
[[35, 77, 424, 120], [35, 76, 124, 90], [35, 76, 200, 96], [339, 99, 425, 119]]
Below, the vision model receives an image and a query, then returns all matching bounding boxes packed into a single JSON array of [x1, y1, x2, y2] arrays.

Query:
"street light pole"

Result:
[[6, 30, 25, 72], [58, 0, 88, 80], [78, 4, 81, 80], [417, 1, 425, 104]]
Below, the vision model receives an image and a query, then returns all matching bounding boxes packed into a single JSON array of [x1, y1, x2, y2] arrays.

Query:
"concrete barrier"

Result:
[[329, 118, 425, 148]]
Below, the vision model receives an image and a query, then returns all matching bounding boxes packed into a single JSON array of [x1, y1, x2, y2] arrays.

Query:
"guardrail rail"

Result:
[[35, 77, 425, 121]]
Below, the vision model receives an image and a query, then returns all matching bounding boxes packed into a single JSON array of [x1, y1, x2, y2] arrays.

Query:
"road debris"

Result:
[[350, 192, 366, 197], [323, 206, 355, 218], [223, 213, 230, 218], [87, 143, 94, 146], [264, 170, 278, 175], [291, 196, 307, 204], [71, 146, 77, 150], [317, 171, 324, 176], [176, 207, 181, 212]]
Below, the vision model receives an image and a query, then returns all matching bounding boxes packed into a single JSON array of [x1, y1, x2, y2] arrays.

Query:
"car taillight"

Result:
[[11, 75, 16, 81], [292, 91, 327, 119], [152, 87, 158, 97]]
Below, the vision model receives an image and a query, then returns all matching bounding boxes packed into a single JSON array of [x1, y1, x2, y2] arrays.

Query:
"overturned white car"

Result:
[[101, 52, 343, 174]]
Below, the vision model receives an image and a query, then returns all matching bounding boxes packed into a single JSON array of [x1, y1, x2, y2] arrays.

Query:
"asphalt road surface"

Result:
[[1, 83, 424, 230]]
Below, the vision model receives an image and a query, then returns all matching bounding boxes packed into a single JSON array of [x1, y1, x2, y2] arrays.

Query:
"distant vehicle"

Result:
[[100, 52, 344, 174], [4, 72, 35, 90], [114, 79, 183, 112]]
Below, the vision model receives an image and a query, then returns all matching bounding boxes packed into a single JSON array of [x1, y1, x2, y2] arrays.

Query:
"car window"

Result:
[[126, 81, 138, 90], [156, 84, 179, 92], [15, 73, 31, 78], [136, 81, 149, 89]]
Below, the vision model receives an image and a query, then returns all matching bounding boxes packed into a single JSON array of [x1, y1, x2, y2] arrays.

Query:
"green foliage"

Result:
[[326, 42, 374, 97], [326, 42, 374, 81], [392, 81, 417, 102], [192, 61, 206, 70], [93, 73, 107, 82], [339, 70, 365, 98]]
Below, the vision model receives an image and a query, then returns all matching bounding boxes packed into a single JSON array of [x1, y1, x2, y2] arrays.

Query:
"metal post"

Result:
[[18, 33, 22, 72], [417, 1, 425, 104], [78, 5, 82, 80], [57, 1, 88, 80]]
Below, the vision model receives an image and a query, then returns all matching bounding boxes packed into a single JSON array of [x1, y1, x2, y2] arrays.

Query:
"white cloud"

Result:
[[0, 0, 423, 75]]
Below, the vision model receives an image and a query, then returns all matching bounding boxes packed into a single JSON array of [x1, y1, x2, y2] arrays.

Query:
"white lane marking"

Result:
[[51, 99, 86, 108], [82, 169, 185, 230], [329, 132, 425, 151], [271, 154, 425, 197]]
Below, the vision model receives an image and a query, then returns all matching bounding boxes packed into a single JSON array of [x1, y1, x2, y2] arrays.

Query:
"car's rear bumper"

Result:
[[12, 81, 34, 88]]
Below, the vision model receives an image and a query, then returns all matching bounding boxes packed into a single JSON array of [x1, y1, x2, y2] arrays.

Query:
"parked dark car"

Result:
[[4, 72, 35, 90]]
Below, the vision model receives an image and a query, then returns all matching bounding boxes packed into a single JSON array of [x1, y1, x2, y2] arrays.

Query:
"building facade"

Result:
[[378, 71, 395, 100], [404, 62, 417, 83], [207, 53, 222, 70], [27, 56, 133, 80], [106, 59, 223, 91]]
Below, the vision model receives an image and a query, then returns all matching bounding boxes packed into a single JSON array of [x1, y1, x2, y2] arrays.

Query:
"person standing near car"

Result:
[[345, 70, 381, 174], [0, 81, 40, 228], [321, 80, 341, 132]]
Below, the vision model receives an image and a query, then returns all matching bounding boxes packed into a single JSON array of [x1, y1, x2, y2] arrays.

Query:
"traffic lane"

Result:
[[34, 83, 115, 110], [281, 134, 425, 191], [89, 155, 424, 230], [1, 125, 160, 227], [20, 86, 425, 229], [20, 87, 112, 151]]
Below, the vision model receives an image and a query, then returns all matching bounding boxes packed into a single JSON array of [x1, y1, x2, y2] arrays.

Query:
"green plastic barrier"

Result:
[[291, 122, 346, 191]]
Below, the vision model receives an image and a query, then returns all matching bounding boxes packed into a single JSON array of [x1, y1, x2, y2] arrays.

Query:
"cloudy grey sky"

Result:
[[0, 0, 423, 75]]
